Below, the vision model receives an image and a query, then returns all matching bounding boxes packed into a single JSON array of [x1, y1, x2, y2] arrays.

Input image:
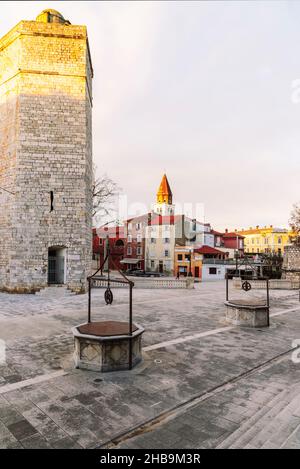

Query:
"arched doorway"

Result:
[[115, 239, 124, 247], [48, 247, 66, 284]]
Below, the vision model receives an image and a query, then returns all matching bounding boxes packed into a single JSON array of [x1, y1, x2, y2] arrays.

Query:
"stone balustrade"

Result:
[[91, 277, 194, 289]]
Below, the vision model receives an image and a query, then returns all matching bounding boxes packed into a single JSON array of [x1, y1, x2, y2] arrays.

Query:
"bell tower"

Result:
[[153, 174, 175, 216]]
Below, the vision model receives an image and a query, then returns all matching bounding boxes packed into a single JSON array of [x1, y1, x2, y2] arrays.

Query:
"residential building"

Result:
[[174, 245, 227, 279], [174, 246, 202, 278], [145, 214, 177, 274], [236, 226, 294, 256], [121, 213, 151, 271], [216, 230, 244, 258], [93, 226, 125, 271]]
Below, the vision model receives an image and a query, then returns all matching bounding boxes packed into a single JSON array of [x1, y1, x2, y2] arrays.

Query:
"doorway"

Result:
[[195, 266, 199, 278], [48, 247, 66, 284]]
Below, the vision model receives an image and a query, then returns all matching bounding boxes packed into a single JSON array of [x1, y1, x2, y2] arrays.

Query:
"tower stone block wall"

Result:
[[282, 244, 300, 282], [0, 14, 93, 293]]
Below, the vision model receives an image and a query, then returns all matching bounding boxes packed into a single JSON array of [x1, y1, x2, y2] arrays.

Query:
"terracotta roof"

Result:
[[210, 229, 223, 235], [194, 246, 225, 255], [222, 232, 244, 238], [157, 174, 173, 204]]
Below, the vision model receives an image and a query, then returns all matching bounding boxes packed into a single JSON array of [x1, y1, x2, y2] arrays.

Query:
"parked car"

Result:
[[125, 270, 162, 278], [143, 271, 162, 278], [125, 269, 144, 276]]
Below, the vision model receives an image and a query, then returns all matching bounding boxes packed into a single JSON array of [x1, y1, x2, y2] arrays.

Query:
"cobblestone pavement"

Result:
[[0, 281, 300, 448]]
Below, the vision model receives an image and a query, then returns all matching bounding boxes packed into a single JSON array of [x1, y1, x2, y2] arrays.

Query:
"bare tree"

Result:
[[92, 166, 120, 219], [289, 202, 300, 244]]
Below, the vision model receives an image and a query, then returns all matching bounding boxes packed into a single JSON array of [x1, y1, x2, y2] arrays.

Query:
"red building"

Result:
[[93, 226, 125, 271], [121, 213, 152, 271], [195, 245, 227, 259], [221, 230, 244, 256]]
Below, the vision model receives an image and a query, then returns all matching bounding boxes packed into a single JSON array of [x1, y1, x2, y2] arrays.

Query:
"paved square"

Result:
[[0, 281, 300, 448]]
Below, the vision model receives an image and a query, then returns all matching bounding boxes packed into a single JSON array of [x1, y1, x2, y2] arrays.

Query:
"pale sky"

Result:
[[1, 1, 300, 230]]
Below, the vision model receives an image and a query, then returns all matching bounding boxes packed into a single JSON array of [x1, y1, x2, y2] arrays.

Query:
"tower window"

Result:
[[50, 191, 54, 212]]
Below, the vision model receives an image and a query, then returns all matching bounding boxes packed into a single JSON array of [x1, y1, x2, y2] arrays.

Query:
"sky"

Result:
[[1, 1, 300, 230]]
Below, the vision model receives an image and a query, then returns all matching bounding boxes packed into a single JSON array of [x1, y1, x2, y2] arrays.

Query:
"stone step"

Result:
[[251, 387, 300, 448], [217, 387, 290, 449], [35, 286, 76, 297]]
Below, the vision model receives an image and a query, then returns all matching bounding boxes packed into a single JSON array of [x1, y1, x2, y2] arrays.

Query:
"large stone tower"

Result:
[[0, 9, 93, 293]]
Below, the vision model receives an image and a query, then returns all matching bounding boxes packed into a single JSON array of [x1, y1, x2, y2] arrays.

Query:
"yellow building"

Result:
[[237, 226, 295, 255]]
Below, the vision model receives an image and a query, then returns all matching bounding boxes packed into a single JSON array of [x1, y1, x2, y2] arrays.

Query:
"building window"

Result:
[[164, 238, 170, 244], [151, 238, 156, 244], [151, 260, 155, 269], [185, 254, 190, 260], [209, 267, 217, 275], [137, 247, 142, 255], [136, 223, 141, 230], [278, 237, 282, 244], [137, 234, 142, 243], [128, 223, 132, 231], [128, 234, 132, 243], [127, 246, 132, 255], [137, 262, 141, 269], [165, 250, 169, 257], [178, 254, 183, 261]]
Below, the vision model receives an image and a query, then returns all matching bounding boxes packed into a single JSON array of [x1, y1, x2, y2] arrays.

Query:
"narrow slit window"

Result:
[[50, 191, 54, 212]]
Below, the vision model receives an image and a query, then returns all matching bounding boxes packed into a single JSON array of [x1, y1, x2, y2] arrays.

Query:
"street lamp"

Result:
[[234, 249, 239, 276], [188, 248, 193, 277]]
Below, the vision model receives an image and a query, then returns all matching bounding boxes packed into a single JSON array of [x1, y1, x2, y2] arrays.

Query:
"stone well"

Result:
[[225, 300, 269, 328], [72, 321, 144, 372]]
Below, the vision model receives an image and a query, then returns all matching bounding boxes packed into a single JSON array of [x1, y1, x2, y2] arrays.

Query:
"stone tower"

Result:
[[153, 174, 175, 216], [0, 9, 93, 293]]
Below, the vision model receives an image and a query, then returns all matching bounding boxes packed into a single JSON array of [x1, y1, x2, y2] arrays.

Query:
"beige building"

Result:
[[145, 217, 176, 274]]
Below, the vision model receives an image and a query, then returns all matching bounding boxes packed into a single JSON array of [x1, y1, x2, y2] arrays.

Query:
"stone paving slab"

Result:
[[0, 281, 300, 448]]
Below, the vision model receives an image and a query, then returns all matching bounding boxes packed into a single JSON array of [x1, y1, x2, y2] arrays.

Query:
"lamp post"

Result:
[[234, 249, 239, 277], [188, 248, 193, 276]]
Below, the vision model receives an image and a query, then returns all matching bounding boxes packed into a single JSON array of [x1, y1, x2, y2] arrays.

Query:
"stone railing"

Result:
[[232, 277, 299, 290], [92, 277, 194, 289]]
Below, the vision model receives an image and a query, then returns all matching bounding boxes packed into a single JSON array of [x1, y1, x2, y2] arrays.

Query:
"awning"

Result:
[[120, 258, 143, 265]]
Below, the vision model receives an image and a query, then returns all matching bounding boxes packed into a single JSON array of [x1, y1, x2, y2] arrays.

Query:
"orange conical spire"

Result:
[[156, 174, 173, 204]]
